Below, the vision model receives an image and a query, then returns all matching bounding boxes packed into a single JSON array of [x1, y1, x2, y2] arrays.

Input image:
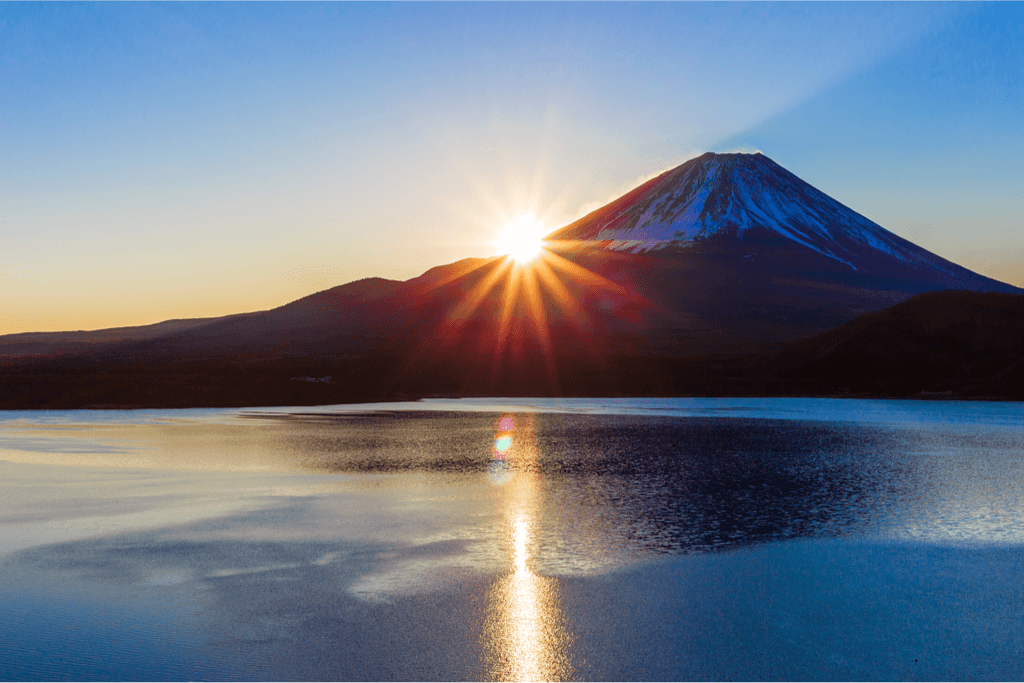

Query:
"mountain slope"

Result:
[[0, 314, 257, 359], [542, 152, 1019, 355], [549, 152, 1011, 290]]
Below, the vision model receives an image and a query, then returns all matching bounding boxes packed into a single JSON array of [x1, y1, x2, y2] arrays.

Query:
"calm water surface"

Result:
[[1, 398, 1023, 680]]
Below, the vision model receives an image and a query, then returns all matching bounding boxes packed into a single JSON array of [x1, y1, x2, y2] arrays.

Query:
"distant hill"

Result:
[[770, 290, 1024, 399], [0, 314, 258, 359]]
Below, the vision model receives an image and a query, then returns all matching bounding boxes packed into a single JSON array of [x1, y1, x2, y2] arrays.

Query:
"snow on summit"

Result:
[[548, 152, 965, 277]]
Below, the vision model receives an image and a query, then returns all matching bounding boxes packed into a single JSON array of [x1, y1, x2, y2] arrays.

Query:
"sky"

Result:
[[1, 2, 1022, 335]]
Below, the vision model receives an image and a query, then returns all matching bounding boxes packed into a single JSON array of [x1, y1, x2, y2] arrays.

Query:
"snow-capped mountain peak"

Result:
[[549, 152, 960, 277]]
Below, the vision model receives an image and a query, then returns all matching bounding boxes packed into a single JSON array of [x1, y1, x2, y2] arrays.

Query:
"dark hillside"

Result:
[[772, 290, 1024, 398]]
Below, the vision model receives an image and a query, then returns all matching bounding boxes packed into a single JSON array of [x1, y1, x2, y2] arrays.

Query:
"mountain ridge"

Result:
[[2, 152, 1022, 407], [0, 313, 259, 359], [550, 152, 1007, 292]]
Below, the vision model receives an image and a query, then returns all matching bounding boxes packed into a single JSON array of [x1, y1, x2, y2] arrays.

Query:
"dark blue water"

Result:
[[0, 586, 240, 681], [270, 409, 1024, 552]]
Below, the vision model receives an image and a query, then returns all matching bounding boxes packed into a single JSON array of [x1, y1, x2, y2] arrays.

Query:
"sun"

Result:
[[497, 214, 548, 264]]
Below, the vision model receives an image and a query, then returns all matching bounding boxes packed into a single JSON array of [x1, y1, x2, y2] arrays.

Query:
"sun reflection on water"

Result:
[[483, 414, 573, 682]]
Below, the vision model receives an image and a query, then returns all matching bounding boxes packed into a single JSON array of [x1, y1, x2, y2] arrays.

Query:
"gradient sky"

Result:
[[2, 2, 1022, 334]]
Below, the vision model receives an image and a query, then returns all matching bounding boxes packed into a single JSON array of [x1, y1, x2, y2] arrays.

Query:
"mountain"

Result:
[[550, 152, 993, 285], [0, 314, 257, 358], [2, 152, 1021, 407], [544, 152, 1019, 355]]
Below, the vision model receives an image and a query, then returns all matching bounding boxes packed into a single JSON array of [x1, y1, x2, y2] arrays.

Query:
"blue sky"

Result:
[[1, 2, 1021, 333]]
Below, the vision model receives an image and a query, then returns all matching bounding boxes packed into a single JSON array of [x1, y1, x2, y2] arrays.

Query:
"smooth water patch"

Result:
[[559, 538, 1024, 681], [0, 501, 493, 681], [0, 581, 243, 681], [0, 407, 241, 427], [0, 459, 376, 556], [5, 528, 1024, 680]]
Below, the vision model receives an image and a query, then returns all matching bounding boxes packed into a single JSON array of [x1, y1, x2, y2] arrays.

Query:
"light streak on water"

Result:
[[483, 414, 573, 682]]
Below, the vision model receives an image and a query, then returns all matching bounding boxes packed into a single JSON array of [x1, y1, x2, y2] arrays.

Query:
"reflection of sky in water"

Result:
[[3, 399, 1024, 680], [4, 400, 1024, 562], [0, 436, 135, 454], [0, 407, 242, 426], [248, 409, 1024, 560]]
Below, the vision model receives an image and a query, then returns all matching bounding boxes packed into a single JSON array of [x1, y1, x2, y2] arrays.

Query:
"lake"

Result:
[[2, 398, 1023, 680]]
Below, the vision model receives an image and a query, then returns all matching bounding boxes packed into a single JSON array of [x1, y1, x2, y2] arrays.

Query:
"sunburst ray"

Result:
[[521, 265, 559, 391], [397, 234, 644, 396]]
